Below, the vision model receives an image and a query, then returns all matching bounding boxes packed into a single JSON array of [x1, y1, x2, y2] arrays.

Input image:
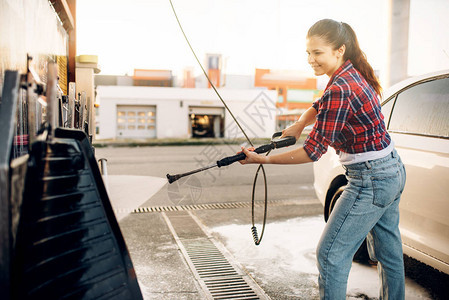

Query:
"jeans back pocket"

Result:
[[371, 169, 401, 208]]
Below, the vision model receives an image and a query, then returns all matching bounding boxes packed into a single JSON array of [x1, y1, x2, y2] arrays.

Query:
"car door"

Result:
[[384, 75, 449, 274]]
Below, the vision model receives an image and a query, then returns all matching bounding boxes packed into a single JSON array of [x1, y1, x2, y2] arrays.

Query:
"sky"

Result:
[[77, 0, 449, 87]]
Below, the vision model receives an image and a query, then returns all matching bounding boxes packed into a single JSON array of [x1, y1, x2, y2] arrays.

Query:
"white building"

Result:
[[95, 86, 277, 140]]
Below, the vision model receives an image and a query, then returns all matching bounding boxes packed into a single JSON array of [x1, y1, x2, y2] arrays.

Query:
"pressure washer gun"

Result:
[[166, 132, 296, 184]]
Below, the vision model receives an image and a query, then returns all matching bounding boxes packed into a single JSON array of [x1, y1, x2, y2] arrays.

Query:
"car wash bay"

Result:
[[96, 145, 440, 300]]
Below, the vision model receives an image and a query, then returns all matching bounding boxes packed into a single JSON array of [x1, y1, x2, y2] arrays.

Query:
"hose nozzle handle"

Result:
[[216, 132, 296, 168], [216, 144, 273, 167], [271, 131, 296, 149], [166, 132, 296, 184], [272, 136, 296, 149]]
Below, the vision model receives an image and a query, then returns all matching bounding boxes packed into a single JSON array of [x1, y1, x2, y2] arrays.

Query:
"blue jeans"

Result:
[[317, 149, 406, 300]]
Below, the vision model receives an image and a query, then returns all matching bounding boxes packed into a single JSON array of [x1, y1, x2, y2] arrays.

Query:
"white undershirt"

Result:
[[339, 141, 394, 165]]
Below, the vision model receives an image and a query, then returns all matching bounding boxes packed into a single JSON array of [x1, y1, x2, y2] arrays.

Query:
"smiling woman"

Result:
[[306, 19, 382, 95], [306, 36, 345, 77], [239, 18, 407, 300]]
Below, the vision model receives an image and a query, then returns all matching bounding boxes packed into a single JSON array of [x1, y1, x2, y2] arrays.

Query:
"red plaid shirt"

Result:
[[303, 60, 391, 161]]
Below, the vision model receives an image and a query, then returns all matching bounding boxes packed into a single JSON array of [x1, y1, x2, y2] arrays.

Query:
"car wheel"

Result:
[[327, 185, 345, 221], [326, 184, 371, 263]]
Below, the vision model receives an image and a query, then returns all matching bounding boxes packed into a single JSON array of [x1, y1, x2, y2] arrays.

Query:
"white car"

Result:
[[313, 69, 449, 274]]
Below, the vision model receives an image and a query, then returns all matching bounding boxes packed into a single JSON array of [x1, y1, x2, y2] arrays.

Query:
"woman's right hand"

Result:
[[238, 147, 267, 165]]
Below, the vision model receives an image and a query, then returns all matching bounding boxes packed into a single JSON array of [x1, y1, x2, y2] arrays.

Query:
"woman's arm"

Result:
[[239, 146, 313, 165], [281, 106, 318, 140], [239, 105, 318, 165]]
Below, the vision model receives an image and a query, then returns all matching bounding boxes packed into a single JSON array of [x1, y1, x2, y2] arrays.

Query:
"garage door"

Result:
[[116, 105, 156, 138]]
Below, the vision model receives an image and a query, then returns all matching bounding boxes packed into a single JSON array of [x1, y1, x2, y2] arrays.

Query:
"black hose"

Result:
[[251, 157, 269, 245]]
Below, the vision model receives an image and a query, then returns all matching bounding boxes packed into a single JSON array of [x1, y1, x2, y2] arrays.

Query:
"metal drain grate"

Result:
[[205, 277, 259, 300], [133, 202, 248, 213], [133, 199, 315, 214], [161, 212, 269, 299], [183, 239, 260, 300], [184, 240, 239, 278]]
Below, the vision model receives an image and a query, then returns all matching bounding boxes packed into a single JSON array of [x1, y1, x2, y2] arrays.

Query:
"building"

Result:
[[95, 85, 277, 140], [95, 59, 280, 140], [255, 68, 323, 130], [94, 64, 325, 140], [94, 47, 324, 141]]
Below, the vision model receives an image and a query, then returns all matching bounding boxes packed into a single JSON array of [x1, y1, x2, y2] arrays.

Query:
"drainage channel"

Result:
[[162, 211, 270, 300], [134, 199, 318, 214]]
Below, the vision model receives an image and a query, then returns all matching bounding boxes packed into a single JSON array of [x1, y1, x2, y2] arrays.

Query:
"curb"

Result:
[[93, 135, 308, 148]]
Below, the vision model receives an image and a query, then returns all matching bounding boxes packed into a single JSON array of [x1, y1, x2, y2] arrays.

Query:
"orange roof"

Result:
[[255, 68, 316, 89]]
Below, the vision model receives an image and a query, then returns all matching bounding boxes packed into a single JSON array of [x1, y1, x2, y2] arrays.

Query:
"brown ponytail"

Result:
[[307, 19, 382, 95]]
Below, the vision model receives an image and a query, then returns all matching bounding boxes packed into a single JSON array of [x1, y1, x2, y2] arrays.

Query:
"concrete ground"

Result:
[[97, 145, 440, 299]]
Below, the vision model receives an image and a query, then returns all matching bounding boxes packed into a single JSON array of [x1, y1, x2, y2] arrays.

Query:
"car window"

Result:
[[381, 96, 395, 128], [388, 77, 449, 138]]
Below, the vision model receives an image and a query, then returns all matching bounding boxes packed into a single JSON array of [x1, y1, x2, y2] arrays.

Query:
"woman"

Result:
[[239, 19, 406, 300]]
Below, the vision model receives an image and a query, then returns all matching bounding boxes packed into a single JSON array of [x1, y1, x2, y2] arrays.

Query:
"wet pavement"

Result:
[[208, 214, 432, 299], [96, 145, 439, 299], [116, 194, 433, 299]]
